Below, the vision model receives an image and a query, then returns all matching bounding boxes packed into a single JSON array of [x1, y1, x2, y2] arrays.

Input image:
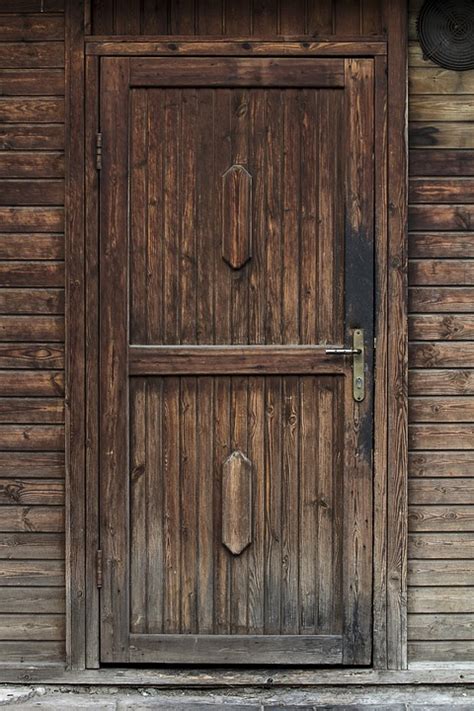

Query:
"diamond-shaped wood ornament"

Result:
[[222, 165, 253, 270], [222, 450, 253, 555]]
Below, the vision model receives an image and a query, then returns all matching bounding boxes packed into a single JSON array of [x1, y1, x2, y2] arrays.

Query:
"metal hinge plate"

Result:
[[96, 549, 103, 588], [95, 132, 102, 170]]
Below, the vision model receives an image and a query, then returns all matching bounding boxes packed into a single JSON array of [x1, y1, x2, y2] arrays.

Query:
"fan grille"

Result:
[[417, 0, 474, 71]]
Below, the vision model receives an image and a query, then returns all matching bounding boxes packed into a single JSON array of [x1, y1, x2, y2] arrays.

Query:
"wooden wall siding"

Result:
[[0, 0, 65, 664], [408, 0, 474, 663], [89, 0, 386, 37]]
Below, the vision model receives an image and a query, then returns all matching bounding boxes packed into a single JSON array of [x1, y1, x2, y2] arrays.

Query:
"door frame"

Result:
[[65, 0, 408, 673]]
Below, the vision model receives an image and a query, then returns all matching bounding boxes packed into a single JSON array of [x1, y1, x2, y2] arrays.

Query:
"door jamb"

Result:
[[65, 0, 407, 673]]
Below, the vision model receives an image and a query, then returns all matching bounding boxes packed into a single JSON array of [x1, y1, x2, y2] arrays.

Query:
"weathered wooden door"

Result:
[[98, 56, 375, 665]]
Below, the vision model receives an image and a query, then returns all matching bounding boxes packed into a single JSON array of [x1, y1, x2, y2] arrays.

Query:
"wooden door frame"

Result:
[[65, 0, 407, 673]]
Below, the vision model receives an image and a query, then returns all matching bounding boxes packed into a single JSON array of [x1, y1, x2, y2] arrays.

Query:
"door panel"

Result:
[[99, 57, 375, 665], [129, 87, 344, 346]]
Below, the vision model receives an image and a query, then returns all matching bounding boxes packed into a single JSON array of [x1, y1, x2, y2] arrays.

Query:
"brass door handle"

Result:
[[326, 330, 365, 402]]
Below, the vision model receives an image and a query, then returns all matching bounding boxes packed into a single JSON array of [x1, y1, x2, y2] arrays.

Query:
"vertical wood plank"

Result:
[[169, 0, 196, 34], [224, 0, 251, 35], [300, 90, 318, 345], [264, 376, 282, 633], [197, 377, 214, 633], [373, 53, 389, 670], [249, 90, 265, 344], [299, 376, 318, 632], [99, 56, 130, 662], [265, 89, 283, 345], [252, 0, 279, 37], [282, 90, 300, 344], [163, 89, 180, 345], [384, 0, 408, 671], [180, 377, 198, 633], [65, 0, 86, 671], [281, 376, 299, 632], [129, 89, 148, 344], [163, 377, 181, 633], [85, 53, 100, 669], [306, 0, 334, 36], [130, 379, 146, 634], [247, 375, 265, 633], [179, 89, 197, 345], [197, 0, 224, 34], [114, 0, 140, 34], [230, 376, 249, 633], [342, 57, 374, 666], [146, 90, 164, 343], [214, 376, 231, 634], [141, 0, 169, 33], [145, 378, 164, 633], [335, 0, 361, 35], [280, 0, 306, 35], [91, 0, 114, 34]]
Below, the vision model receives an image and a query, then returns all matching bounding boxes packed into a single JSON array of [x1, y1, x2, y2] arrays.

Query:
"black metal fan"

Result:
[[417, 0, 474, 71]]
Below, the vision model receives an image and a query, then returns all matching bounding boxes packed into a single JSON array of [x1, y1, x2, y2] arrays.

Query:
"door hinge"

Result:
[[95, 132, 103, 170], [96, 549, 103, 588]]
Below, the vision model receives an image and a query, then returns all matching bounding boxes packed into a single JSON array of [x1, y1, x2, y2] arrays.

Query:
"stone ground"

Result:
[[1, 686, 474, 709]]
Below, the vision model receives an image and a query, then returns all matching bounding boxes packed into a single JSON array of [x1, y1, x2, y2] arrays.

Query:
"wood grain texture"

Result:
[[409, 10, 474, 662], [0, 0, 65, 666]]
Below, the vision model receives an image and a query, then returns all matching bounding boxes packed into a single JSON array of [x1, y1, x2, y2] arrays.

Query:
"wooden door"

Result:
[[98, 56, 375, 665]]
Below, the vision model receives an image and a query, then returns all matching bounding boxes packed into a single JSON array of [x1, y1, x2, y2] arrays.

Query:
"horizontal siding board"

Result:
[[0, 586, 64, 612], [410, 96, 474, 122], [409, 287, 474, 313], [0, 316, 64, 341], [0, 289, 64, 314], [409, 259, 474, 285], [0, 613, 64, 640], [0, 506, 64, 532], [0, 153, 64, 178], [0, 371, 64, 397], [0, 98, 64, 123], [0, 562, 63, 587], [410, 478, 474, 504], [410, 68, 474, 95], [0, 14, 63, 40], [408, 587, 474, 613], [410, 343, 474, 368], [0, 42, 64, 68], [410, 123, 474, 149], [0, 399, 64, 423], [0, 532, 63, 559], [409, 424, 474, 450], [0, 451, 64, 477], [409, 315, 474, 340], [408, 553, 474, 587], [0, 125, 64, 150], [0, 69, 64, 95], [409, 206, 474, 231], [410, 150, 474, 177], [409, 505, 474, 532], [0, 344, 64, 369], [0, 260, 64, 285], [408, 614, 474, 641], [409, 641, 474, 662], [0, 424, 64, 450], [410, 370, 474, 395], [0, 478, 63, 504], [0, 180, 64, 205], [0, 208, 64, 232], [410, 451, 474, 478], [409, 233, 474, 259], [0, 234, 64, 259], [409, 397, 474, 423], [409, 539, 474, 566], [0, 1, 63, 12], [0, 640, 64, 662], [409, 179, 474, 204]]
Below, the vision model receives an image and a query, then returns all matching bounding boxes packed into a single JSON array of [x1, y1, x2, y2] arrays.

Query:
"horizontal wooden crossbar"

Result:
[[128, 345, 350, 376]]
